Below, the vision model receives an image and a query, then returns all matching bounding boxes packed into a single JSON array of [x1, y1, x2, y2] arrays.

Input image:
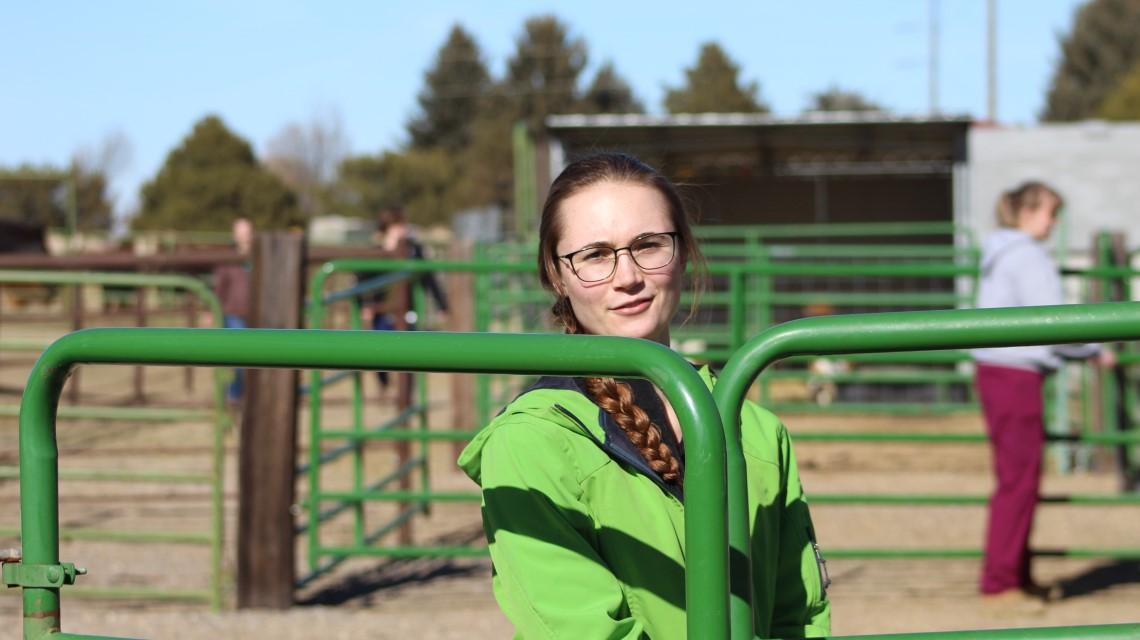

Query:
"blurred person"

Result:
[[210, 217, 254, 406], [971, 181, 1115, 606], [359, 206, 449, 397], [458, 153, 830, 638]]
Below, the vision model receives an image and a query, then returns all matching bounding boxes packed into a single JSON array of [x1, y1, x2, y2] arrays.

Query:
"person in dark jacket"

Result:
[[358, 206, 449, 396], [459, 153, 830, 638], [971, 181, 1115, 606]]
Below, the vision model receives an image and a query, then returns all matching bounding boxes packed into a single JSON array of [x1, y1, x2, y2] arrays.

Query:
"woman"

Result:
[[458, 153, 830, 638], [971, 181, 1114, 604]]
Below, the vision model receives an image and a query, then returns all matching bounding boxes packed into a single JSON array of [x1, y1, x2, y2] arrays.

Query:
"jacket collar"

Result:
[[526, 375, 684, 501]]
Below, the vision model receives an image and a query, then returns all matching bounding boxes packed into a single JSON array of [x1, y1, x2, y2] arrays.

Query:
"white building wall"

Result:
[[968, 122, 1140, 255]]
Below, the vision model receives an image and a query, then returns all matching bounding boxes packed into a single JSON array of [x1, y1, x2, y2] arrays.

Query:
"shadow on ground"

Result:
[[298, 525, 489, 607], [1059, 561, 1140, 600]]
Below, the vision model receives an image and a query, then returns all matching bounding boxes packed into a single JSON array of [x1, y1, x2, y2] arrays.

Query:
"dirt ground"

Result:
[[1, 317, 1138, 638]]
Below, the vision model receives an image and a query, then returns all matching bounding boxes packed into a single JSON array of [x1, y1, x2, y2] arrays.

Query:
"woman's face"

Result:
[[1018, 194, 1060, 241], [553, 180, 683, 345]]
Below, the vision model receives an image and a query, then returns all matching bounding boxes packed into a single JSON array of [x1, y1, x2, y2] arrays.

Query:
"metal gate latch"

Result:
[[3, 553, 86, 589]]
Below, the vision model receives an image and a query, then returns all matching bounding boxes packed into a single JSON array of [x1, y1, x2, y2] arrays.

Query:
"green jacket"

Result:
[[458, 367, 830, 639]]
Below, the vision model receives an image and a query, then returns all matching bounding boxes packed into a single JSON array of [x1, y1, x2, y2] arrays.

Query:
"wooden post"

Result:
[[237, 231, 306, 609], [185, 292, 197, 392], [1107, 232, 1135, 487], [449, 241, 475, 459], [67, 284, 83, 404], [133, 286, 147, 403]]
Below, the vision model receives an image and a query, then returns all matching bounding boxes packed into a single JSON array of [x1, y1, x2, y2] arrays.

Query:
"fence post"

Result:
[[237, 231, 306, 609], [185, 291, 197, 392], [449, 240, 475, 458], [1107, 231, 1137, 488], [67, 284, 83, 404], [391, 238, 415, 546], [133, 285, 147, 403]]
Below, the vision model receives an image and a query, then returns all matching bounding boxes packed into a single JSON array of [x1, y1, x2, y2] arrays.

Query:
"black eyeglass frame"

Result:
[[558, 231, 680, 283]]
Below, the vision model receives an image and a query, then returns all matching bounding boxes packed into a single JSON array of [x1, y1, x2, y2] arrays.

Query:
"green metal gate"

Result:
[[0, 269, 229, 608], [6, 327, 729, 639], [9, 304, 1140, 638]]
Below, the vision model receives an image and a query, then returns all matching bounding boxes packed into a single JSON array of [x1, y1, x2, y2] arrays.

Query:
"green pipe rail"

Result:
[[0, 268, 224, 324], [11, 328, 728, 640], [0, 269, 228, 609], [312, 258, 1139, 420], [693, 220, 971, 240], [714, 301, 1140, 637]]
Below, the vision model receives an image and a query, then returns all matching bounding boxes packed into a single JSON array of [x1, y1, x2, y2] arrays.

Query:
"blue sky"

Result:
[[1, 1, 1086, 222]]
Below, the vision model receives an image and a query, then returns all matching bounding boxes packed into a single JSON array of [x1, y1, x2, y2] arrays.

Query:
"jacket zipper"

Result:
[[808, 526, 831, 592]]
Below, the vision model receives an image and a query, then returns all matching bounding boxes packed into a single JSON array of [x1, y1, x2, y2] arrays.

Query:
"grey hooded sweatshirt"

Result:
[[970, 228, 1099, 372]]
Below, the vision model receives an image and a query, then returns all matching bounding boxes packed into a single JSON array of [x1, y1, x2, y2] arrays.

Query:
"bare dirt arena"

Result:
[[2, 318, 1138, 638]]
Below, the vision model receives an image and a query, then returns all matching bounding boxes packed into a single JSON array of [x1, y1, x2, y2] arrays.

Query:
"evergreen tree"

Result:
[[407, 24, 491, 151], [1099, 60, 1140, 120], [504, 15, 588, 130], [456, 88, 517, 211], [805, 86, 886, 112], [664, 42, 768, 114], [578, 62, 645, 114], [332, 150, 463, 227], [1042, 0, 1140, 121], [133, 115, 300, 231], [0, 164, 113, 231], [331, 154, 388, 219]]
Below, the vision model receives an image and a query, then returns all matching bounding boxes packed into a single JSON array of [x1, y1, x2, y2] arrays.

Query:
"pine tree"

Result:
[[407, 24, 491, 151], [1042, 0, 1140, 121], [578, 62, 645, 114], [133, 115, 300, 231], [1099, 60, 1140, 120], [0, 164, 113, 231], [664, 42, 768, 114], [332, 149, 462, 227], [805, 86, 886, 113], [504, 15, 588, 130]]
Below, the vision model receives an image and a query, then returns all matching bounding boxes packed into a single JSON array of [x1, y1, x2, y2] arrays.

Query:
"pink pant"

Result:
[[975, 362, 1045, 594]]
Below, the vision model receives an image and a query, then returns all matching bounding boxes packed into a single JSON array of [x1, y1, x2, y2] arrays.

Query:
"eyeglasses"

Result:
[[559, 232, 679, 283]]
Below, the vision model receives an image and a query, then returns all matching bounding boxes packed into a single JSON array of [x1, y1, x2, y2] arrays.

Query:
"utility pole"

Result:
[[987, 0, 998, 122]]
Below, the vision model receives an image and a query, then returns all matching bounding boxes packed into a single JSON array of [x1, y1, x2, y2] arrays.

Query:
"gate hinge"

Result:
[[3, 556, 86, 589]]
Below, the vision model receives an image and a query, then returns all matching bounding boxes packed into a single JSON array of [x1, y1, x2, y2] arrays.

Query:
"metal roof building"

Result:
[[539, 112, 973, 232]]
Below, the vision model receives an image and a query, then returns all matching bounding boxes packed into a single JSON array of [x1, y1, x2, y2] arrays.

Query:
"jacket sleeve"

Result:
[[422, 271, 450, 312], [770, 417, 831, 638], [478, 418, 646, 639], [409, 241, 450, 312]]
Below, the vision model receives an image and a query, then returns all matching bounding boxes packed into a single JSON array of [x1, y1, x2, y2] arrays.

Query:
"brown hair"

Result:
[[995, 181, 1063, 228], [539, 152, 703, 487], [378, 205, 407, 232]]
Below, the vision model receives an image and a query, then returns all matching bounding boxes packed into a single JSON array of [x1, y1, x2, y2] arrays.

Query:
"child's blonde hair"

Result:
[[995, 181, 1063, 228]]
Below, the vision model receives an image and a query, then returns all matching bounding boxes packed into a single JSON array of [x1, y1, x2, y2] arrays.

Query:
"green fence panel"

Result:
[[0, 268, 228, 611], [714, 301, 1140, 638], [14, 328, 728, 640]]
